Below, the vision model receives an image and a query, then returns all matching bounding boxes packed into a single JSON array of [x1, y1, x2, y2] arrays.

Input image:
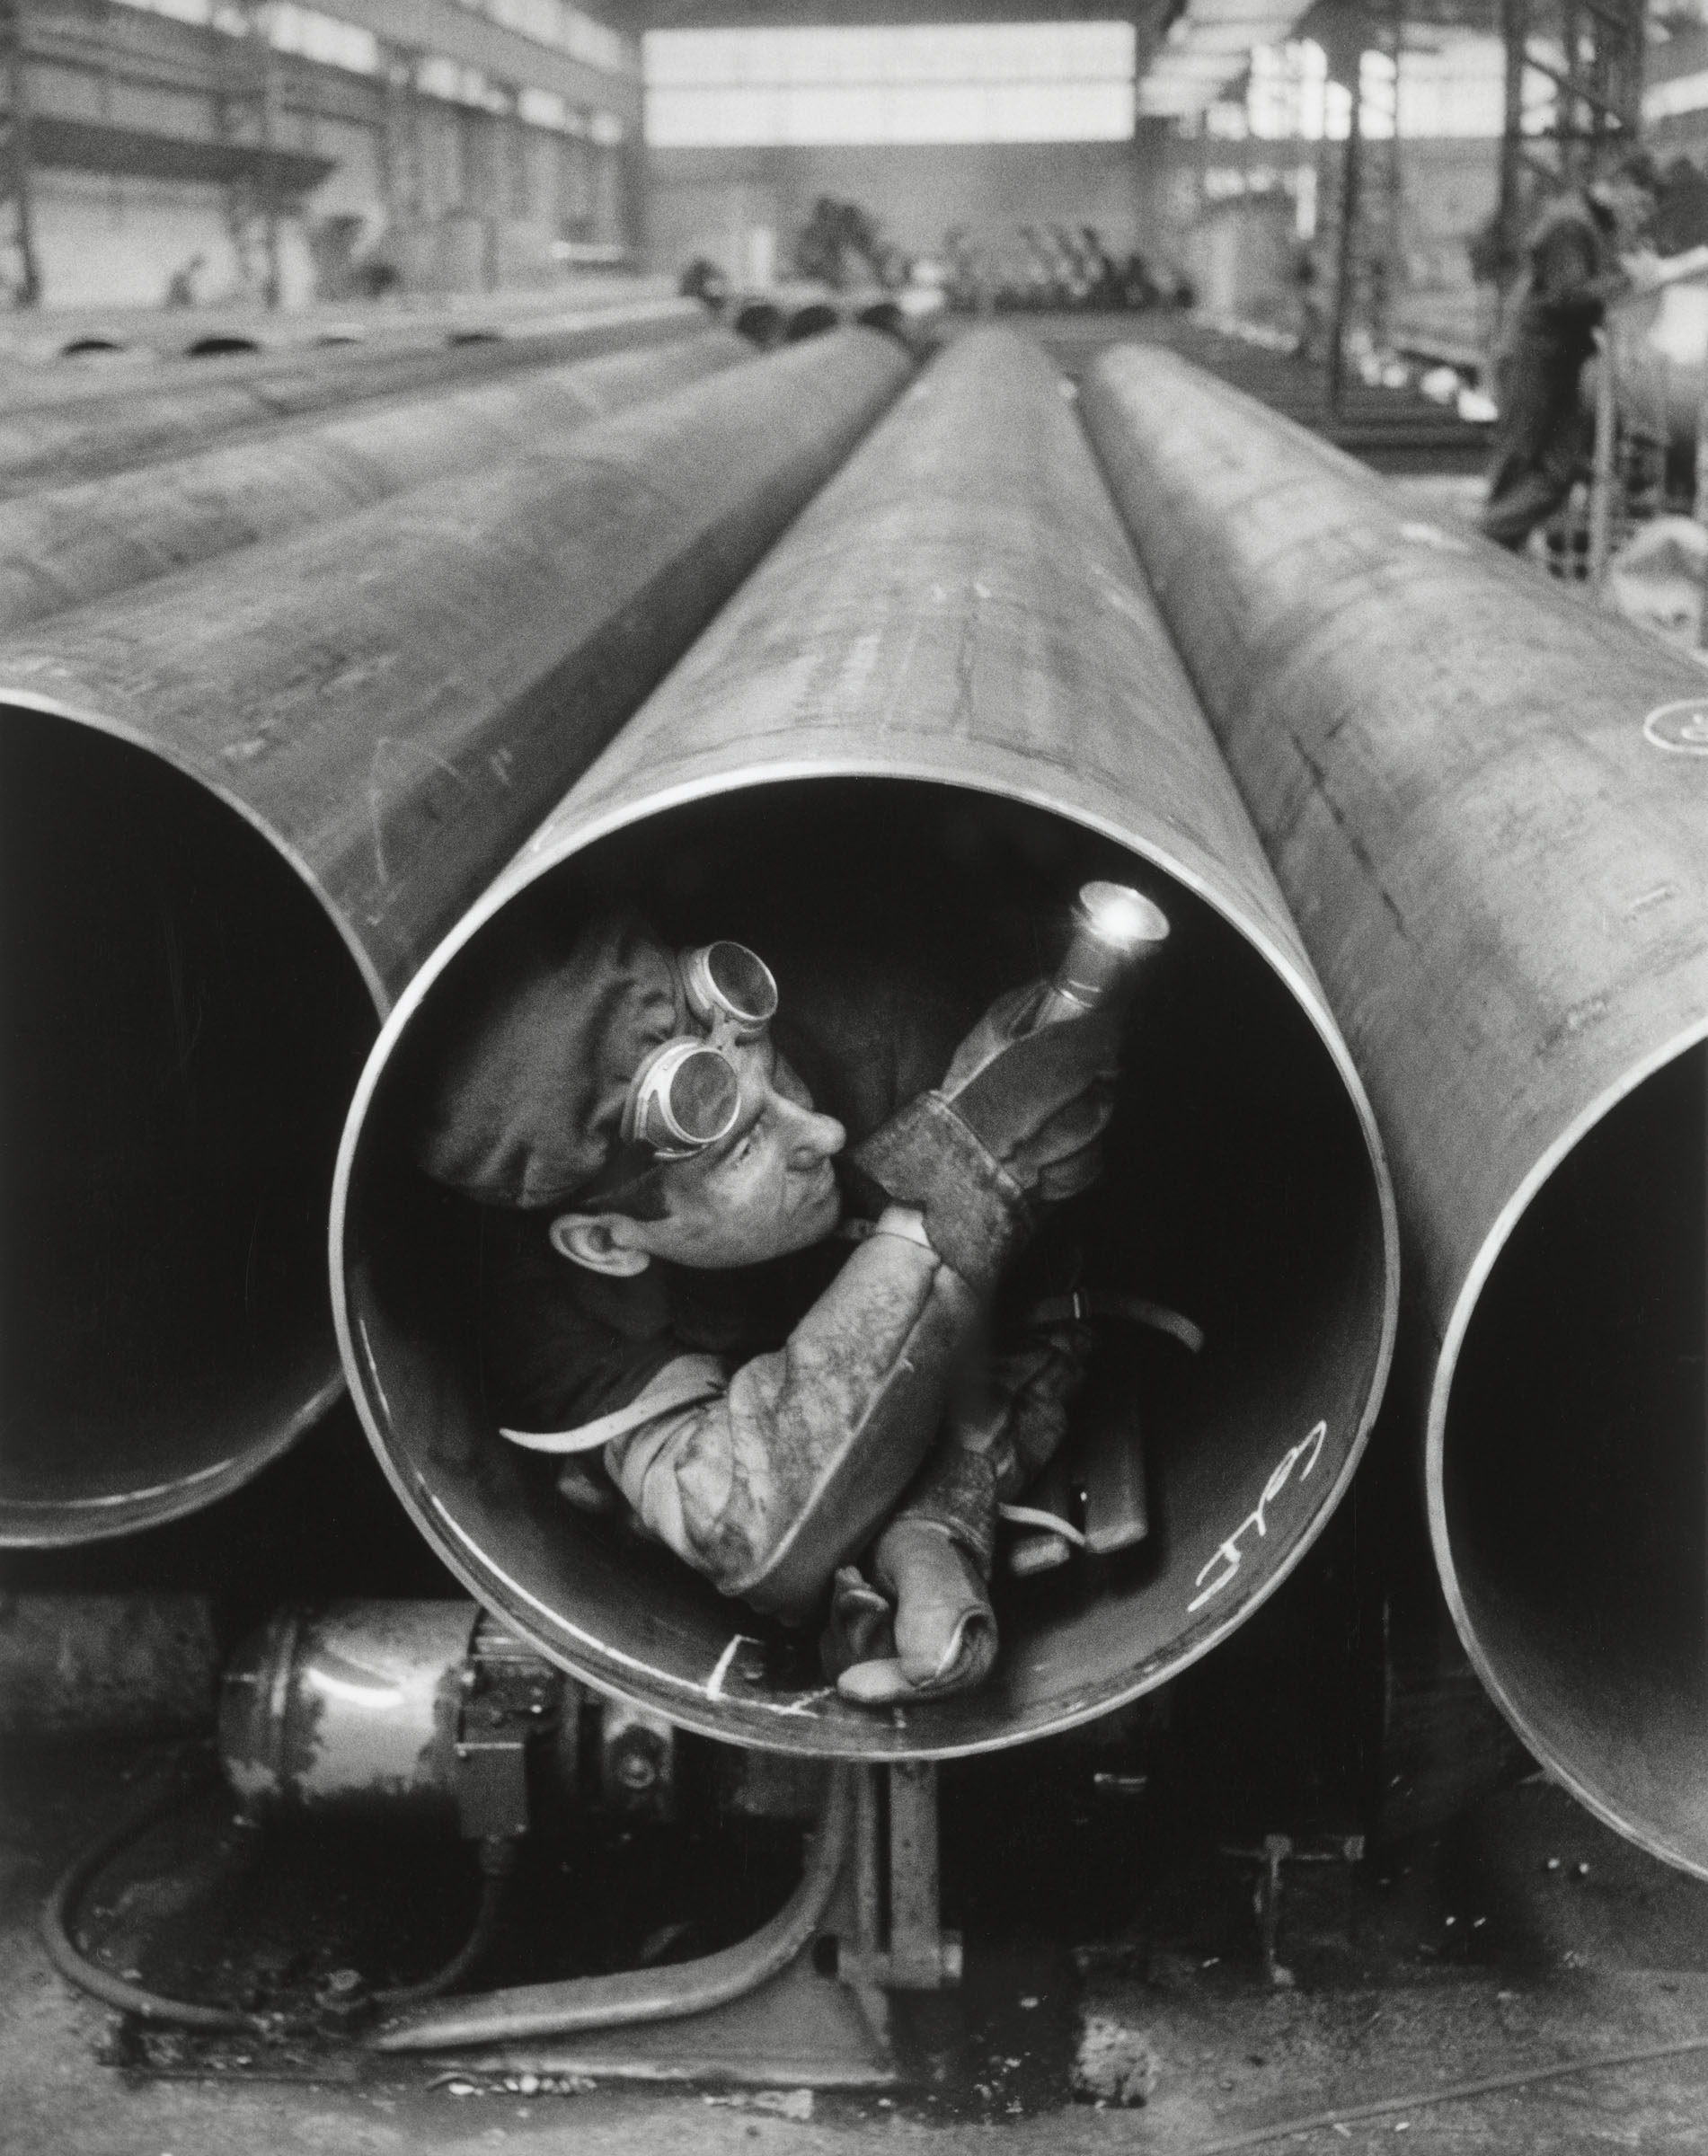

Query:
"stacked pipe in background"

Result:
[[332, 326, 1397, 1762], [0, 326, 914, 1546], [1081, 345, 1708, 1880], [0, 296, 711, 499], [0, 326, 750, 632]]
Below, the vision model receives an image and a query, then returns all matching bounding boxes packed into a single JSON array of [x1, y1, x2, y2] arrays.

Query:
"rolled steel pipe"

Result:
[[0, 297, 707, 502], [0, 328, 913, 1548], [0, 329, 748, 633], [1082, 343, 1708, 1877], [332, 326, 1396, 1762]]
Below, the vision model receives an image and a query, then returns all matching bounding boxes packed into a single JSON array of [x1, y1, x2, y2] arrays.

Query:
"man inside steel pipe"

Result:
[[412, 896, 1148, 1708]]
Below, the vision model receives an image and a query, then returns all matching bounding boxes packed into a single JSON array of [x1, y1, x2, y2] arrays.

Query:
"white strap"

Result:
[[998, 1503, 1089, 1548], [499, 1365, 724, 1455]]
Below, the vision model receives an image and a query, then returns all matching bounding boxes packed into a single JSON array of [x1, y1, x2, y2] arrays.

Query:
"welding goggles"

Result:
[[619, 941, 780, 1161]]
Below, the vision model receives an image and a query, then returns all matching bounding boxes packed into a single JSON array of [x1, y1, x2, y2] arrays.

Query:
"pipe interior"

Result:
[[0, 709, 376, 1542], [1441, 1041, 1708, 1871], [785, 303, 842, 342], [346, 781, 1386, 1756]]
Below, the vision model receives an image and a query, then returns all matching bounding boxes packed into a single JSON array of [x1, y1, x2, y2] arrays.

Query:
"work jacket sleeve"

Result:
[[605, 1213, 983, 1620]]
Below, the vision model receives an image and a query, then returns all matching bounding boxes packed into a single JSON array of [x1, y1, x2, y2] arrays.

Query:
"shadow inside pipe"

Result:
[[343, 781, 1387, 1756], [1442, 1041, 1708, 1873], [732, 301, 783, 349], [0, 710, 376, 1543], [784, 302, 842, 343]]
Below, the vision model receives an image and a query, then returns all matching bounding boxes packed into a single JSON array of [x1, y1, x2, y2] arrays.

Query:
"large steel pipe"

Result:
[[0, 329, 912, 1549], [0, 329, 748, 633], [333, 327, 1396, 1762], [1082, 344, 1708, 1876], [0, 298, 707, 502]]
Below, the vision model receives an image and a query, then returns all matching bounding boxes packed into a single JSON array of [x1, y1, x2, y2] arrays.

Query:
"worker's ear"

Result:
[[548, 1212, 651, 1278]]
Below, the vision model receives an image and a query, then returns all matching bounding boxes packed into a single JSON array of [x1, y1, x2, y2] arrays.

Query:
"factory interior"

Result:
[[4, 1, 1708, 2152]]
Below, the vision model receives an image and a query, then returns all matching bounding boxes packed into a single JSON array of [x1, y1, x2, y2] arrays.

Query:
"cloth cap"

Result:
[[414, 907, 687, 1210]]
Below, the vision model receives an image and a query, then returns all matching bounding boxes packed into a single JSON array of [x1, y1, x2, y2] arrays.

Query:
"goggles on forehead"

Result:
[[620, 941, 780, 1162]]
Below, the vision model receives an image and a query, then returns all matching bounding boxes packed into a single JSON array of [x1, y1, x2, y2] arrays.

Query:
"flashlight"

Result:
[[1033, 880, 1169, 1029]]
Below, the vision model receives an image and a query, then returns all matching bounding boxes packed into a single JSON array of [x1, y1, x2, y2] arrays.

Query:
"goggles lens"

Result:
[[620, 941, 778, 1163], [682, 941, 779, 1041], [628, 1039, 742, 1158]]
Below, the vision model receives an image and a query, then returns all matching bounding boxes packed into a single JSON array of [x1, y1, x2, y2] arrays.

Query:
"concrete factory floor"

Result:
[[5, 1736, 1708, 2156]]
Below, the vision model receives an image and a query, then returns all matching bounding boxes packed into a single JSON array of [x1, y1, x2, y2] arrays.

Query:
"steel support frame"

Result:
[[1323, 0, 1406, 419], [0, 0, 39, 306], [376, 1761, 957, 2087], [1495, 0, 1644, 279]]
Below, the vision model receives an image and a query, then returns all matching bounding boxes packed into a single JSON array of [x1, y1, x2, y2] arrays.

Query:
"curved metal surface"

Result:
[[0, 298, 707, 502], [333, 326, 1396, 1762], [1082, 342, 1708, 1878], [0, 328, 914, 1548], [220, 1600, 475, 1823], [0, 329, 748, 634]]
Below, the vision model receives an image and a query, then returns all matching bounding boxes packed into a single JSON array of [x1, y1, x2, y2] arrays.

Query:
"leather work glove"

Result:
[[939, 983, 1121, 1205], [824, 1320, 1095, 1706], [824, 1450, 1000, 1704], [849, 984, 1122, 1297]]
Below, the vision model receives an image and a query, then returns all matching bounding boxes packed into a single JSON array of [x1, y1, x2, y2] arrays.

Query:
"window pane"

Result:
[[643, 22, 1137, 146]]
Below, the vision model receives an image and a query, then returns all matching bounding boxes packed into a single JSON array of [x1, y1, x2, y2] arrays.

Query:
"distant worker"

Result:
[[164, 252, 206, 310], [414, 902, 1142, 1706], [1291, 244, 1324, 367], [1481, 155, 1664, 552], [678, 256, 729, 309]]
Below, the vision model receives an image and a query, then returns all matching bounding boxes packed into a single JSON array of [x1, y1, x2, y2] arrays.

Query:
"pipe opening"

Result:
[[184, 336, 262, 358], [854, 300, 905, 341], [342, 780, 1387, 1757], [0, 710, 376, 1543], [784, 303, 842, 343], [1439, 1041, 1708, 1871], [732, 301, 783, 349], [59, 339, 128, 359]]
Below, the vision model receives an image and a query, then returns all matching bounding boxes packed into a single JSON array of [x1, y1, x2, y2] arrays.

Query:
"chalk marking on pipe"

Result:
[[1642, 696, 1708, 753], [706, 1633, 762, 1701], [367, 735, 473, 883], [1624, 884, 1677, 919], [1395, 519, 1471, 554], [1187, 1420, 1328, 1614]]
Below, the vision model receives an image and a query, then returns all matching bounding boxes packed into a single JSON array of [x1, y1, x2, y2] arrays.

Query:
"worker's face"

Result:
[[597, 1038, 846, 1272]]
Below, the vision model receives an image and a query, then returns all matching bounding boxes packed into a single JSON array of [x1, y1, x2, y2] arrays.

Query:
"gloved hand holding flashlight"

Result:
[[832, 882, 1168, 1706]]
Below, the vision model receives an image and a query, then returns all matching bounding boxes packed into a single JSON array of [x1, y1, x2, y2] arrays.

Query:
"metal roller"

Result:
[[0, 327, 913, 1548], [0, 328, 748, 633], [1081, 342, 1708, 1877], [332, 326, 1396, 1762], [0, 297, 708, 502]]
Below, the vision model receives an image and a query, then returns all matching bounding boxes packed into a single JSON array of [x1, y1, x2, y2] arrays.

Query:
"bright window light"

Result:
[[643, 22, 1137, 146]]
